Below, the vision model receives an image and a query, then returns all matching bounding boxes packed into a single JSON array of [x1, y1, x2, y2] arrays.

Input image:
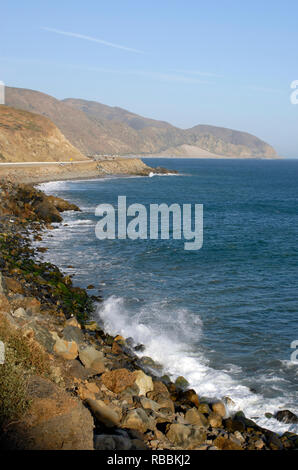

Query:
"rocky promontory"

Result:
[[0, 181, 297, 451]]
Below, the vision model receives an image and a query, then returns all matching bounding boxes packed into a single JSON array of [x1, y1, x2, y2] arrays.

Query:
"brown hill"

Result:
[[0, 105, 87, 162], [5, 87, 278, 158]]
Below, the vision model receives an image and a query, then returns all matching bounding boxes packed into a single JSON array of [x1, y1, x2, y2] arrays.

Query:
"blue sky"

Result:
[[1, 0, 298, 157]]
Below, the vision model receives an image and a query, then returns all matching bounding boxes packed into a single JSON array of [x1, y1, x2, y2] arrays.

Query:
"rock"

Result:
[[141, 397, 162, 412], [181, 389, 200, 408], [147, 392, 175, 413], [23, 297, 41, 315], [94, 435, 115, 450], [113, 435, 132, 450], [79, 345, 105, 373], [101, 369, 136, 394], [0, 271, 6, 294], [0, 376, 94, 450], [65, 317, 81, 329], [12, 307, 27, 318], [114, 335, 126, 344], [4, 277, 24, 294], [223, 417, 245, 433], [63, 325, 85, 344], [197, 403, 211, 415], [131, 438, 148, 450], [101, 368, 153, 396], [122, 408, 152, 433], [47, 195, 80, 213], [29, 322, 55, 353], [184, 408, 208, 427], [112, 341, 123, 354], [84, 321, 100, 332], [138, 356, 162, 370], [234, 431, 246, 444], [67, 359, 99, 381], [52, 332, 78, 360], [175, 376, 190, 391], [212, 401, 227, 418], [32, 199, 62, 223], [77, 383, 98, 401], [267, 432, 284, 450], [208, 412, 222, 428], [0, 293, 10, 312], [133, 370, 154, 396], [188, 426, 207, 448], [222, 396, 236, 408], [254, 439, 265, 450], [275, 410, 298, 424], [153, 381, 170, 395], [166, 423, 192, 446], [134, 344, 145, 352], [213, 436, 243, 451], [85, 398, 120, 428]]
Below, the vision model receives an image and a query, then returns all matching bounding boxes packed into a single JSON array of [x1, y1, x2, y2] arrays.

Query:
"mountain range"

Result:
[[5, 86, 277, 158]]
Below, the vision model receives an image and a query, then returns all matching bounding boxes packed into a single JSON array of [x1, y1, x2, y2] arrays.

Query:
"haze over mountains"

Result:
[[5, 87, 277, 158]]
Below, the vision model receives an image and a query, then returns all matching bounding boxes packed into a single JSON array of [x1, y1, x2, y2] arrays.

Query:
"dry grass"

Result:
[[0, 313, 50, 426]]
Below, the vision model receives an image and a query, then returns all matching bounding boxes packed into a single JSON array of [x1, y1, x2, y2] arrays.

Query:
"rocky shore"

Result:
[[0, 158, 175, 185], [0, 180, 297, 451]]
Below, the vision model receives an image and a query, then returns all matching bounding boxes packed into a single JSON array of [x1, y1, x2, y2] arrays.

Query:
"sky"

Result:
[[1, 0, 298, 157]]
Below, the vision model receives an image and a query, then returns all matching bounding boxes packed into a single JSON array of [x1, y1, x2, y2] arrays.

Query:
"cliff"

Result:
[[0, 105, 87, 163]]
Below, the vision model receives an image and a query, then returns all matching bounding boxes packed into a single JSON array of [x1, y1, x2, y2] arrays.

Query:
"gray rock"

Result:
[[166, 423, 192, 446], [85, 398, 120, 428], [79, 345, 105, 373], [122, 408, 153, 433], [94, 435, 116, 450], [63, 325, 85, 344], [113, 435, 132, 450], [29, 322, 55, 353]]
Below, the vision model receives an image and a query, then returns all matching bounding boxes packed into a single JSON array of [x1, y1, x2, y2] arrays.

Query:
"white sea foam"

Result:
[[37, 180, 70, 193], [66, 219, 94, 226], [96, 296, 298, 435]]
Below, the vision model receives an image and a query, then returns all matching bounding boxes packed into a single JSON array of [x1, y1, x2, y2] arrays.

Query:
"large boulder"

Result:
[[122, 408, 153, 433], [275, 410, 298, 424], [101, 368, 153, 396], [0, 376, 94, 450], [52, 332, 78, 360], [133, 370, 154, 396], [85, 398, 120, 428], [184, 408, 208, 427], [79, 345, 105, 373]]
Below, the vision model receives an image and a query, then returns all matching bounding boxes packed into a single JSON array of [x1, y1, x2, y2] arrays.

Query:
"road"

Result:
[[0, 161, 90, 168]]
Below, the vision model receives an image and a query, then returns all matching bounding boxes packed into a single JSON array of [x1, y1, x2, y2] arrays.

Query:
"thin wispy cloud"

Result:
[[173, 69, 223, 78], [0, 56, 211, 85], [42, 27, 144, 54]]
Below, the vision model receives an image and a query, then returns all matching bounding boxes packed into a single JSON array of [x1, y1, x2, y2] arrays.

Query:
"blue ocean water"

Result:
[[38, 158, 298, 433]]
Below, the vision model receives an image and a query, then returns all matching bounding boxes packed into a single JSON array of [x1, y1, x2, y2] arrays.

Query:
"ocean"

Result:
[[37, 158, 298, 434]]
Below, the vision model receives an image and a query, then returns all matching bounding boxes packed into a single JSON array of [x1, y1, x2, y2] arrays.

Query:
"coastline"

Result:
[[0, 178, 297, 451], [0, 157, 169, 184]]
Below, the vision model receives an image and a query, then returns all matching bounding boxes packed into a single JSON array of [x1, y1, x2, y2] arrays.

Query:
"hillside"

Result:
[[0, 105, 87, 162], [5, 87, 278, 158]]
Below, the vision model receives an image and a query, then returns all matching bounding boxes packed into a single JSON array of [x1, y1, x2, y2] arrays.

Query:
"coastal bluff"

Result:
[[0, 181, 297, 451]]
